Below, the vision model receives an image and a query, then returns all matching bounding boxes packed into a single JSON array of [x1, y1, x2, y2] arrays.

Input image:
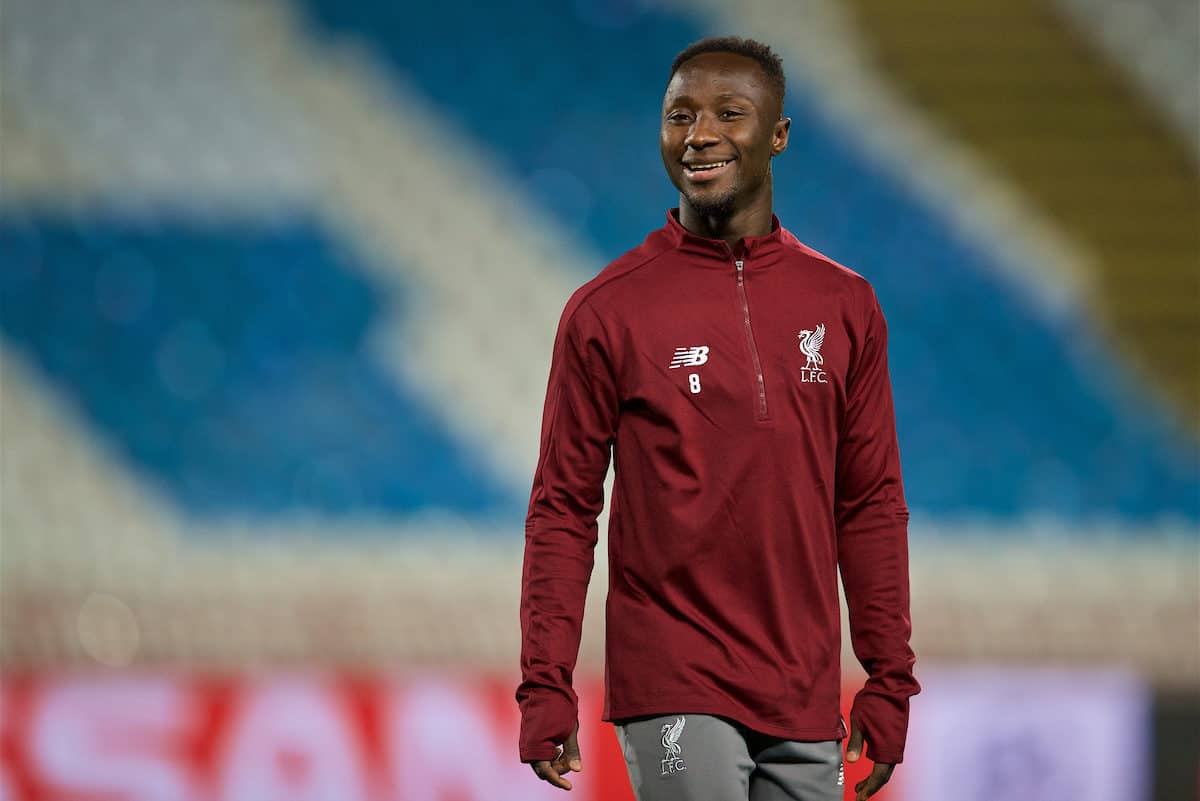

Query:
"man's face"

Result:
[[660, 52, 789, 219]]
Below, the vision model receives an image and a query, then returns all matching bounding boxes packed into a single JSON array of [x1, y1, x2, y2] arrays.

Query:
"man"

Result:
[[517, 36, 918, 801]]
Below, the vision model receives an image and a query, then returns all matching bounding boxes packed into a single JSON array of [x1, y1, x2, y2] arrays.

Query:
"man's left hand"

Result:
[[845, 714, 895, 800]]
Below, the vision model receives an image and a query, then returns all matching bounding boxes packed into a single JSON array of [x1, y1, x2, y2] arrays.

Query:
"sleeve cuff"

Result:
[[851, 690, 910, 764], [516, 684, 578, 762]]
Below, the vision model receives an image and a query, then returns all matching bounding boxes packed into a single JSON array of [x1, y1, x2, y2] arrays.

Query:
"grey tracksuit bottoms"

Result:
[[615, 714, 843, 801]]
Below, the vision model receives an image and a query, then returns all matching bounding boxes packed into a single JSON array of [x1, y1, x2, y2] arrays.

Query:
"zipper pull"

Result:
[[735, 259, 744, 284]]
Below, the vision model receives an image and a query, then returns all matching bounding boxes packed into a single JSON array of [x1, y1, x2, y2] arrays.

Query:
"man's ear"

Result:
[[772, 117, 791, 156]]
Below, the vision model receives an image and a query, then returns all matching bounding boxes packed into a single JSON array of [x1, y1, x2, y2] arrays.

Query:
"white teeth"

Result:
[[688, 161, 728, 171]]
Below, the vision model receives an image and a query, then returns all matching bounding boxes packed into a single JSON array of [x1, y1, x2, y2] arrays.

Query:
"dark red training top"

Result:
[[517, 210, 919, 764]]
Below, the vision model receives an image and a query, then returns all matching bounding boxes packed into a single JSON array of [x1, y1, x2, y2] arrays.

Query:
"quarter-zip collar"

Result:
[[663, 208, 785, 266]]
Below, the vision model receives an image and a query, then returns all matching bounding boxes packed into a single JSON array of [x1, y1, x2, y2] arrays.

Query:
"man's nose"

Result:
[[684, 114, 720, 149]]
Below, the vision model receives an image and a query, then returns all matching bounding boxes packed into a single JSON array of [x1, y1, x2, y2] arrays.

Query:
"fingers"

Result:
[[550, 752, 578, 779], [531, 760, 574, 791], [533, 726, 583, 792], [845, 714, 865, 763], [853, 762, 894, 801], [563, 725, 583, 772], [845, 715, 895, 800], [551, 724, 583, 777]]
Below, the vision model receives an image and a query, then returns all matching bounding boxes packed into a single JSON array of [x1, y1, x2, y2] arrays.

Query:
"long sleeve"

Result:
[[835, 290, 920, 764], [516, 299, 619, 763]]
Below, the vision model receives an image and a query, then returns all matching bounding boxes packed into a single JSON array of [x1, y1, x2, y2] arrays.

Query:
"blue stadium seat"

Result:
[[0, 214, 517, 521]]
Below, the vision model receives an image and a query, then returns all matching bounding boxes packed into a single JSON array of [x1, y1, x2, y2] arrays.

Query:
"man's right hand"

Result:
[[529, 724, 583, 791]]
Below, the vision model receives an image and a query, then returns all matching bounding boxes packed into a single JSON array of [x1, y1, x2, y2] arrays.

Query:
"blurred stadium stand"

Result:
[[1, 218, 514, 518], [842, 0, 1200, 426], [1054, 0, 1199, 151], [1, 0, 1197, 799]]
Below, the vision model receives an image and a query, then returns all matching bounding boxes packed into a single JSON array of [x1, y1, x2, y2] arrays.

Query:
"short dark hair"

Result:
[[668, 36, 786, 113]]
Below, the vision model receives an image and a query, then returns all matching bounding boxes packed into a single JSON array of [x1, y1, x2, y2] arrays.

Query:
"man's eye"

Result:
[[667, 113, 692, 123], [721, 110, 744, 119]]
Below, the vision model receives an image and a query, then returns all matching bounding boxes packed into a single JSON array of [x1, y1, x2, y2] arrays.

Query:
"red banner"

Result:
[[0, 673, 887, 801]]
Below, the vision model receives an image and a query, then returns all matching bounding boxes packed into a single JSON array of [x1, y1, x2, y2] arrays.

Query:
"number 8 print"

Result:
[[688, 373, 701, 394]]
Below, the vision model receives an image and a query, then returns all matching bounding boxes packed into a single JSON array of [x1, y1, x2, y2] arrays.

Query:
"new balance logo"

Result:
[[669, 346, 709, 369]]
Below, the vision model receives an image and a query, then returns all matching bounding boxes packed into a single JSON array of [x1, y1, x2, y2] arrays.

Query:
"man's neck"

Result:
[[678, 193, 775, 252]]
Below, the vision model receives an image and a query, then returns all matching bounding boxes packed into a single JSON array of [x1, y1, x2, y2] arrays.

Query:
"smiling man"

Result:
[[517, 37, 919, 801]]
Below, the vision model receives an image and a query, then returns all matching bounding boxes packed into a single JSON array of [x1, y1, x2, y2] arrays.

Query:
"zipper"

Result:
[[735, 259, 768, 419]]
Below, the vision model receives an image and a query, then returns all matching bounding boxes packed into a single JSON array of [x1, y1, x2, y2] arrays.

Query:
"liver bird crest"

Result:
[[660, 716, 686, 757], [797, 324, 826, 371]]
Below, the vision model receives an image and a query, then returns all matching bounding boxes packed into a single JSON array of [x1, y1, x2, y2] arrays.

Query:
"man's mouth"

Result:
[[682, 159, 735, 182]]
